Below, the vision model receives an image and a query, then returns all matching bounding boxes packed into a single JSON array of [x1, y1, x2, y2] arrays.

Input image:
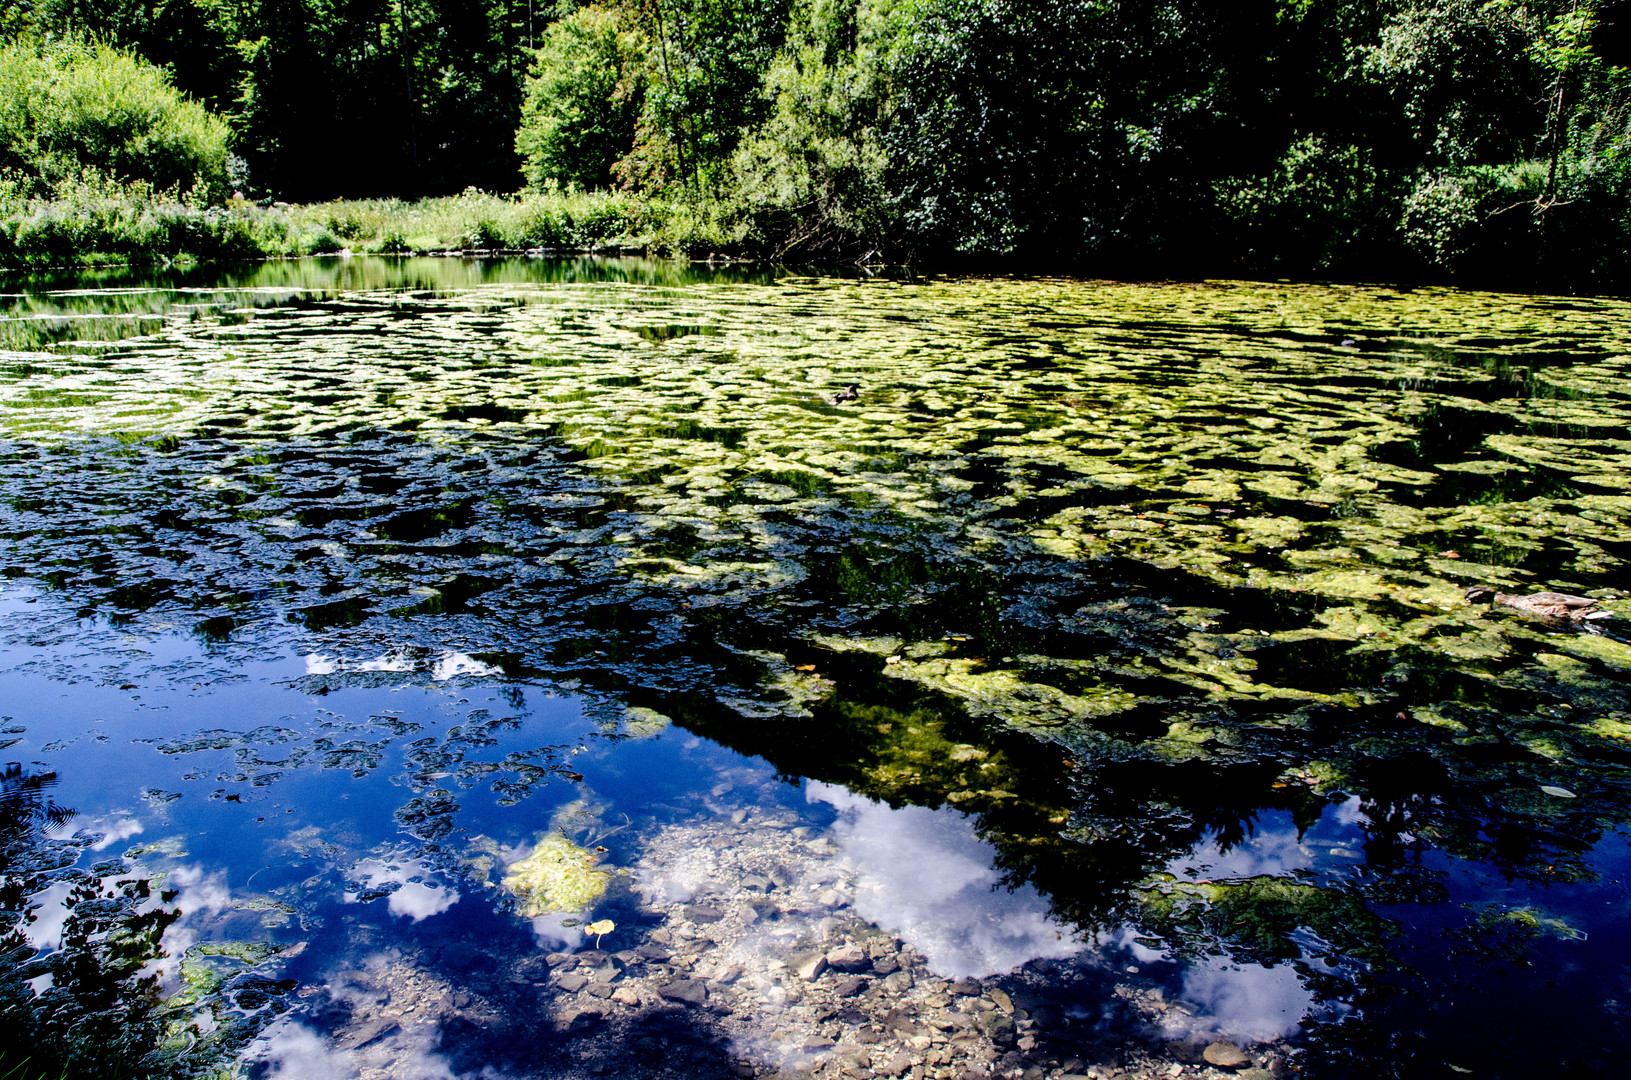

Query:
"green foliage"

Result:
[[18, 0, 531, 199], [1529, 0, 1603, 80], [1218, 136, 1396, 274], [615, 0, 793, 190], [720, 0, 892, 256], [0, 38, 232, 201], [1362, 0, 1543, 167], [881, 0, 1113, 256], [517, 5, 646, 190], [1399, 167, 1488, 271], [3, 0, 1630, 284]]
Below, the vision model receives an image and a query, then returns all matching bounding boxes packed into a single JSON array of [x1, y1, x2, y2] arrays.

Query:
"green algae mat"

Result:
[[2, 257, 1630, 1078]]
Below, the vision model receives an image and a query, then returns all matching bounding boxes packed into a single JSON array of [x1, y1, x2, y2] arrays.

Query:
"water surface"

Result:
[[3, 257, 1630, 1079]]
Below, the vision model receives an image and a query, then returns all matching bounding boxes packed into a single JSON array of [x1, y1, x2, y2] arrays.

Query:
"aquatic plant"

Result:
[[2, 263, 1631, 1073], [500, 832, 612, 917]]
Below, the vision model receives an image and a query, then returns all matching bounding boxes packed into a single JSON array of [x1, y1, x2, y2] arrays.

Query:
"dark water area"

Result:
[[2, 256, 1630, 1080]]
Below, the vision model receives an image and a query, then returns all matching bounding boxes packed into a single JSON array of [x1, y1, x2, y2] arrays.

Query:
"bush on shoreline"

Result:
[[0, 38, 233, 201]]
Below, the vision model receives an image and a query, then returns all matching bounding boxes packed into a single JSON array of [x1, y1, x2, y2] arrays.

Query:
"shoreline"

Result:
[[4, 245, 1621, 302]]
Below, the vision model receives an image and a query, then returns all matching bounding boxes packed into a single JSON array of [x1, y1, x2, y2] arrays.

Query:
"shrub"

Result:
[[573, 196, 635, 244], [1215, 136, 1400, 276], [0, 38, 233, 202], [464, 218, 507, 250], [373, 229, 410, 254], [513, 204, 566, 248], [1401, 169, 1488, 274]]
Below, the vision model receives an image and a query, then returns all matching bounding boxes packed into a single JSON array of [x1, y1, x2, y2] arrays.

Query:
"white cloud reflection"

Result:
[[254, 1021, 360, 1080], [251, 1020, 468, 1080], [527, 912, 585, 951], [1168, 811, 1315, 881], [346, 857, 460, 922], [806, 782, 1083, 978], [47, 812, 143, 852], [250, 976, 515, 1080], [169, 864, 232, 915], [1174, 957, 1314, 1042], [430, 652, 503, 681], [1148, 800, 1367, 1043], [23, 882, 73, 952], [302, 649, 502, 681]]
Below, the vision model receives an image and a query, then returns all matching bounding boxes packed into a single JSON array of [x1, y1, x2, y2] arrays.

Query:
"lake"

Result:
[[2, 257, 1629, 1080]]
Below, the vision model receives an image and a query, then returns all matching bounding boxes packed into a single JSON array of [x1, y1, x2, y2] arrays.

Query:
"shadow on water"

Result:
[[0, 765, 186, 1080], [6, 428, 1629, 1077], [2, 264, 1631, 1078]]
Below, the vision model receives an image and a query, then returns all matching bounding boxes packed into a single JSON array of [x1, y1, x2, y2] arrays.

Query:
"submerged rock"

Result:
[[794, 952, 829, 981], [658, 979, 708, 1005], [833, 974, 868, 997], [1204, 1042, 1251, 1068], [826, 944, 869, 971]]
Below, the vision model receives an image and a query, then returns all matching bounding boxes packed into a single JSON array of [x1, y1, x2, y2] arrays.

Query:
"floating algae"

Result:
[[5, 260, 1631, 1076], [618, 706, 672, 738], [500, 832, 611, 916], [1132, 873, 1394, 964]]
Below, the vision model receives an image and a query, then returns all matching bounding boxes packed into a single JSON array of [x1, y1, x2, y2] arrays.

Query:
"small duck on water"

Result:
[[1465, 585, 1612, 622], [831, 382, 860, 404]]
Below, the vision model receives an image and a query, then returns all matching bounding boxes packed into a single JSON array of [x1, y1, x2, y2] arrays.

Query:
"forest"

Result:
[[1, 0, 1629, 289]]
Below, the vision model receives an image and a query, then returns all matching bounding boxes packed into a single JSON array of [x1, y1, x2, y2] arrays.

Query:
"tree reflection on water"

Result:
[[2, 262, 1631, 1076]]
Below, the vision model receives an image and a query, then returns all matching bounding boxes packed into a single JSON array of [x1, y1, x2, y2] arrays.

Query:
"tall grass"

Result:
[[283, 187, 656, 254], [0, 185, 667, 268]]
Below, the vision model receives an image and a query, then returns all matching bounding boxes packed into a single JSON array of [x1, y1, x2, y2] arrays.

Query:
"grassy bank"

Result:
[[0, 182, 688, 268]]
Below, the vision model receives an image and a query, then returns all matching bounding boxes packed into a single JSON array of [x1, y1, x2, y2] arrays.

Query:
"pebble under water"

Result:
[[2, 257, 1630, 1080]]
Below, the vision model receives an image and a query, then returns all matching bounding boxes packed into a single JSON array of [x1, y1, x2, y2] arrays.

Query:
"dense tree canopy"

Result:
[[2, 0, 1629, 286], [516, 0, 1631, 287], [16, 0, 532, 199]]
